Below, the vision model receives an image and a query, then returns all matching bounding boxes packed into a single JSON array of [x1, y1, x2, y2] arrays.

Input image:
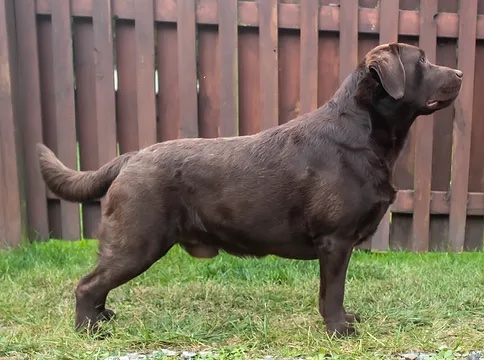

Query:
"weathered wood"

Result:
[[73, 19, 99, 238], [93, 0, 117, 166], [449, 0, 478, 251], [279, 30, 300, 125], [14, 0, 49, 241], [115, 21, 138, 154], [198, 27, 220, 138], [177, 0, 198, 138], [51, 0, 80, 240], [370, 0, 399, 252], [259, 0, 278, 129], [135, 0, 157, 148], [34, 1, 484, 41], [0, 0, 26, 248], [239, 28, 260, 135], [338, 0, 358, 84], [464, 0, 484, 251], [156, 23, 179, 142], [412, 0, 438, 252], [218, 0, 238, 137], [299, 0, 318, 114]]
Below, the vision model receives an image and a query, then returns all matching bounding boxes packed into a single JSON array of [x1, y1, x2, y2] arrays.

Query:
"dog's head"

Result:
[[359, 42, 462, 116]]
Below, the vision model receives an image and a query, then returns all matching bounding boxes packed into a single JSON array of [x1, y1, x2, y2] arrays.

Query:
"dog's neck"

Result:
[[347, 67, 418, 168]]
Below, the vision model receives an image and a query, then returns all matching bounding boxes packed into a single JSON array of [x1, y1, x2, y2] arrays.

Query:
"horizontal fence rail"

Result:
[[1, 0, 483, 252]]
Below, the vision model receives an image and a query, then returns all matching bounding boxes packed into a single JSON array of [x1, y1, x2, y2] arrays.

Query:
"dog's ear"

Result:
[[366, 44, 405, 100]]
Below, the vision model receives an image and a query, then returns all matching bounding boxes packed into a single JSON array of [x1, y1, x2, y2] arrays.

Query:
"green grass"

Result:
[[0, 240, 483, 359]]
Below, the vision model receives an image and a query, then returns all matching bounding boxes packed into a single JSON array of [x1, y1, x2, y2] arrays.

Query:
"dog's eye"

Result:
[[419, 56, 426, 63]]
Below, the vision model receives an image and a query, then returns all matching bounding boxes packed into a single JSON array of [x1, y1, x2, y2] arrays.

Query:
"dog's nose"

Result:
[[454, 70, 463, 78]]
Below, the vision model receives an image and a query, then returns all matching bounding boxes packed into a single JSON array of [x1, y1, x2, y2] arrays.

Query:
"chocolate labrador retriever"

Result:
[[37, 42, 462, 337]]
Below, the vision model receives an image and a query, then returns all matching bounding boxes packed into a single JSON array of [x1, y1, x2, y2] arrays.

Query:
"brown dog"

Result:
[[37, 43, 462, 337]]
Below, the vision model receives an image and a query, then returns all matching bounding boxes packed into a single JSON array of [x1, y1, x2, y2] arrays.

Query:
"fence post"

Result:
[[0, 0, 28, 248]]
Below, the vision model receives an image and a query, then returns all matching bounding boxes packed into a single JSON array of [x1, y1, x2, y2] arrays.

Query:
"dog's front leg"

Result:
[[316, 236, 356, 337]]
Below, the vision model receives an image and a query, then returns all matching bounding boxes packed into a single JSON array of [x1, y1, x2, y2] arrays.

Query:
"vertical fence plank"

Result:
[[15, 0, 49, 241], [135, 0, 157, 148], [430, 0, 457, 251], [73, 19, 98, 238], [51, 0, 80, 240], [157, 23, 179, 142], [38, 17, 62, 237], [318, 32, 339, 106], [338, 0, 358, 84], [279, 30, 300, 125], [219, 0, 238, 137], [93, 0, 117, 168], [259, 0, 278, 129], [116, 21, 138, 153], [430, 39, 456, 250], [239, 28, 260, 135], [0, 0, 25, 247], [466, 1, 484, 251], [198, 25, 220, 138], [299, 0, 318, 114], [449, 0, 478, 252], [177, 0, 198, 138], [370, 0, 399, 251], [411, 0, 437, 252], [92, 0, 117, 235]]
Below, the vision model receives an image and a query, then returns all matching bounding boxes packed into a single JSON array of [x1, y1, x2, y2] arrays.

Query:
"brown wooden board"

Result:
[[411, 0, 437, 252], [259, 0, 279, 129], [34, 1, 484, 42], [177, 0, 199, 138], [338, 0, 358, 84], [356, 33, 379, 249], [14, 0, 49, 241], [371, 0, 399, 251], [115, 21, 138, 153], [278, 29, 300, 125], [51, 0, 80, 240], [299, 0, 318, 114], [390, 35, 418, 251], [399, 0, 419, 11], [198, 25, 220, 138], [92, 0, 117, 236], [156, 22, 179, 142], [429, 1, 458, 251], [238, 27, 260, 135], [429, 41, 455, 250], [466, 0, 484, 251], [317, 32, 339, 107], [38, 17, 61, 237], [449, 0, 478, 251], [73, 18, 99, 238], [135, 0, 157, 148], [218, 0, 238, 137], [93, 1, 117, 170], [0, 0, 24, 247]]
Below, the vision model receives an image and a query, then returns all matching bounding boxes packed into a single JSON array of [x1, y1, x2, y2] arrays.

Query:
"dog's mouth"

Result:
[[427, 83, 462, 109]]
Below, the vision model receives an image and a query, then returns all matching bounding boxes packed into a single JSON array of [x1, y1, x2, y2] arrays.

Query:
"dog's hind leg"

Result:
[[74, 217, 174, 333]]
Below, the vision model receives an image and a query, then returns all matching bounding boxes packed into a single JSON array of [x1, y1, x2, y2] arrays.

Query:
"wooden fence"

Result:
[[1, 0, 484, 252]]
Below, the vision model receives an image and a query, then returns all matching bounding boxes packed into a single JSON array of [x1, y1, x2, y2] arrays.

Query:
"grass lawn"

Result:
[[0, 240, 483, 359]]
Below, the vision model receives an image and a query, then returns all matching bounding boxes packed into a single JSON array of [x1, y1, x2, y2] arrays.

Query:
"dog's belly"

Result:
[[178, 230, 318, 260]]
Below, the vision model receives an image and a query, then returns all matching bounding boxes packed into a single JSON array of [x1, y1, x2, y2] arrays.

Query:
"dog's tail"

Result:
[[37, 143, 136, 202]]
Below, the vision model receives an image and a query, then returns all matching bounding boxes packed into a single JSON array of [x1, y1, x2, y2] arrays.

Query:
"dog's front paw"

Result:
[[344, 311, 361, 324], [97, 309, 116, 321], [326, 321, 357, 338]]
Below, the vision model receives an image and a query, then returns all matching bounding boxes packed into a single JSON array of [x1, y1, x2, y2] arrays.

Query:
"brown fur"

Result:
[[37, 42, 463, 337]]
